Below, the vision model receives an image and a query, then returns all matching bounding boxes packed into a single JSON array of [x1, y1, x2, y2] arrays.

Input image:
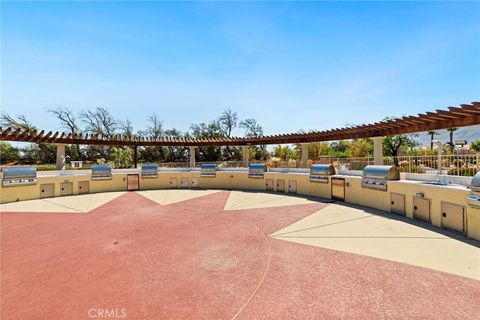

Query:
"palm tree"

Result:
[[447, 128, 458, 152], [427, 130, 438, 151]]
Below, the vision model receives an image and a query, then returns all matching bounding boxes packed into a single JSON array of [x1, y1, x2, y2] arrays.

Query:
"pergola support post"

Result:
[[242, 146, 249, 167], [189, 146, 196, 168], [133, 145, 138, 168], [301, 143, 309, 168], [56, 144, 66, 170], [372, 137, 384, 166]]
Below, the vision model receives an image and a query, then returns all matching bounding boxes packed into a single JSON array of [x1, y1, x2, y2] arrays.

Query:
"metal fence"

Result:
[[153, 154, 480, 176], [311, 154, 480, 177]]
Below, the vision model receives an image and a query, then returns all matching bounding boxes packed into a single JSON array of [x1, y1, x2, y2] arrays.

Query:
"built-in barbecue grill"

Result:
[[310, 164, 335, 183], [249, 163, 266, 178], [467, 171, 480, 208], [2, 166, 37, 187], [141, 164, 158, 178], [200, 164, 217, 177], [91, 165, 112, 180], [361, 165, 399, 191]]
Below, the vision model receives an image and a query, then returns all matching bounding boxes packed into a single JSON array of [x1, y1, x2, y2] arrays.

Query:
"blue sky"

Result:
[[1, 1, 479, 136]]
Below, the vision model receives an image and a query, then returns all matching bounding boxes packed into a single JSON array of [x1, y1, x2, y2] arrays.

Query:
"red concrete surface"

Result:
[[1, 191, 478, 320]]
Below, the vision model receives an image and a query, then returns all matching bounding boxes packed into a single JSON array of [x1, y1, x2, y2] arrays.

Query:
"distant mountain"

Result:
[[414, 125, 480, 147]]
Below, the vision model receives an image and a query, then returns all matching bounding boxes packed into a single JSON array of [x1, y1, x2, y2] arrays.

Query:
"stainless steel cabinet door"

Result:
[[331, 178, 345, 201], [127, 174, 139, 191]]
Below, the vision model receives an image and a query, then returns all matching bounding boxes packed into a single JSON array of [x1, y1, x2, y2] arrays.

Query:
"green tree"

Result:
[[349, 139, 373, 157], [329, 140, 351, 158], [239, 118, 265, 158], [190, 121, 223, 161], [383, 135, 417, 166], [274, 145, 295, 161], [471, 140, 480, 152], [0, 142, 21, 164], [109, 147, 132, 168]]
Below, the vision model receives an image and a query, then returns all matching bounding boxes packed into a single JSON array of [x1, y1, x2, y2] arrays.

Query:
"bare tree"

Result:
[[218, 109, 239, 159], [118, 119, 134, 136], [240, 118, 265, 155], [48, 107, 80, 133], [147, 113, 163, 139], [80, 107, 117, 160], [80, 107, 117, 138], [218, 108, 238, 137], [0, 113, 55, 163], [141, 113, 166, 161], [49, 107, 82, 160], [239, 118, 263, 138], [1, 113, 36, 130]]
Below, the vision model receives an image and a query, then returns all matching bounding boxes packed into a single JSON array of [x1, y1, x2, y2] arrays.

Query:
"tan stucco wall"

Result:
[[1, 170, 479, 241]]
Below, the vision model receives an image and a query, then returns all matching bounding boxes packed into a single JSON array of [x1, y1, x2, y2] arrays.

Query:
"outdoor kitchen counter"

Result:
[[1, 169, 478, 241]]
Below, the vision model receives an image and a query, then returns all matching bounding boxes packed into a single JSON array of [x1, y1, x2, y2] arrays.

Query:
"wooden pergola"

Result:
[[1, 102, 479, 168], [1, 102, 479, 147]]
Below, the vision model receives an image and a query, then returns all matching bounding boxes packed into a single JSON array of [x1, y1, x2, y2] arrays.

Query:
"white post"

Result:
[[189, 146, 196, 168], [301, 143, 309, 168], [372, 137, 384, 166], [437, 144, 442, 174], [242, 146, 249, 167], [476, 153, 480, 173], [56, 144, 66, 170]]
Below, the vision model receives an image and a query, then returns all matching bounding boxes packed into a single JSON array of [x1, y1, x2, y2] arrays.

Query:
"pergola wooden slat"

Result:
[[1, 102, 479, 147]]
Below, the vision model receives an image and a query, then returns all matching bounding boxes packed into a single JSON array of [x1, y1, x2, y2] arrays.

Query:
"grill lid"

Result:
[[469, 171, 480, 190], [249, 163, 266, 172], [201, 164, 217, 170], [91, 165, 112, 174], [141, 164, 158, 172], [362, 165, 399, 180], [310, 164, 335, 176], [2, 166, 37, 179]]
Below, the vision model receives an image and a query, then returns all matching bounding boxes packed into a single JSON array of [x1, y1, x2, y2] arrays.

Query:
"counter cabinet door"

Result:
[[331, 178, 345, 201], [78, 181, 90, 194], [60, 182, 73, 196], [441, 202, 465, 234], [390, 193, 405, 216], [413, 197, 430, 222], [276, 179, 285, 192], [127, 174, 140, 191]]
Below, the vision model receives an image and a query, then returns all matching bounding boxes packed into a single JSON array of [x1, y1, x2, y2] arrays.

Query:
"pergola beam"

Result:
[[1, 102, 479, 147]]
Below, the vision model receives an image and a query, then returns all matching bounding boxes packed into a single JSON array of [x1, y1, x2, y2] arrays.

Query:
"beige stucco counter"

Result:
[[1, 169, 479, 241]]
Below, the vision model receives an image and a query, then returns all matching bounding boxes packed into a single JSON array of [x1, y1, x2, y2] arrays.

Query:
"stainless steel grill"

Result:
[[249, 163, 266, 178], [361, 165, 399, 191], [200, 164, 217, 177], [467, 172, 480, 208], [310, 164, 335, 183], [141, 164, 158, 178], [2, 166, 37, 187], [91, 165, 112, 180]]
